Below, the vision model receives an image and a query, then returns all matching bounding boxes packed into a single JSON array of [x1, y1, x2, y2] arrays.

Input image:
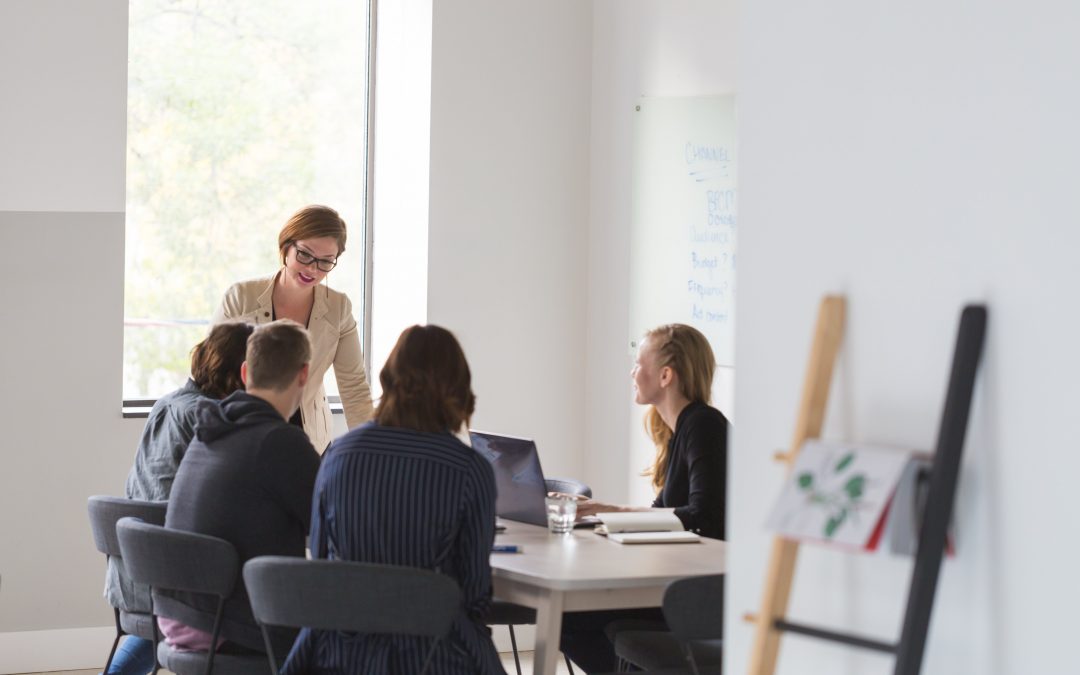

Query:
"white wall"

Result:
[[729, 1, 1080, 674], [0, 0, 127, 213], [591, 1, 1080, 673], [586, 0, 738, 504], [0, 0, 145, 669], [427, 0, 593, 479]]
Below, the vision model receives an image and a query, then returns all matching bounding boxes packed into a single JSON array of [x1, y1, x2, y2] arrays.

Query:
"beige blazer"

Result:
[[212, 272, 374, 451]]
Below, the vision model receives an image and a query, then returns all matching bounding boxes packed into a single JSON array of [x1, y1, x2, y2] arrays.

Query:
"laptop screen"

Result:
[[470, 430, 548, 526]]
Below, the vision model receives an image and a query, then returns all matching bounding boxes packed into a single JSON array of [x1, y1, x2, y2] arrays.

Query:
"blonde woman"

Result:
[[562, 323, 728, 673], [576, 323, 727, 537], [213, 205, 374, 451]]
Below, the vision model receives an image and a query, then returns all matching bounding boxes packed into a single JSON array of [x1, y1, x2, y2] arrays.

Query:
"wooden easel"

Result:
[[746, 297, 987, 675]]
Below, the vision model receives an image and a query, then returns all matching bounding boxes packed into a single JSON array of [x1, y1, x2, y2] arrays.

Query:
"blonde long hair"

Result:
[[641, 324, 716, 491]]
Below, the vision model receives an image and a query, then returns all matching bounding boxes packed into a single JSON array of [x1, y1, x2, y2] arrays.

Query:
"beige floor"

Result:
[[500, 649, 577, 674], [23, 651, 576, 675]]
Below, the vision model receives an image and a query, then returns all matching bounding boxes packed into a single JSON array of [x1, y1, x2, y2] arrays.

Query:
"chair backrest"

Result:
[[88, 496, 167, 557], [545, 477, 592, 499], [663, 574, 724, 641], [243, 556, 461, 638], [116, 517, 240, 599]]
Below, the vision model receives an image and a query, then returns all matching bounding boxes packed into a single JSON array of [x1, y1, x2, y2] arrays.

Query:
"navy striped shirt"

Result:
[[282, 422, 505, 675]]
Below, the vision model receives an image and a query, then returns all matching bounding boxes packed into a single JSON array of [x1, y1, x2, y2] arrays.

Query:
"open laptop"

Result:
[[470, 430, 600, 529], [470, 430, 549, 526]]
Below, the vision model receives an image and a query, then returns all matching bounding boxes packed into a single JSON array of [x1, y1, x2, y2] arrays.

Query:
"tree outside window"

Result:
[[124, 0, 370, 400]]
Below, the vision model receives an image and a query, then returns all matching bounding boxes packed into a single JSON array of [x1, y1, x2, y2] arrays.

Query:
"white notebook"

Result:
[[597, 511, 701, 544], [597, 510, 683, 533], [608, 530, 701, 544]]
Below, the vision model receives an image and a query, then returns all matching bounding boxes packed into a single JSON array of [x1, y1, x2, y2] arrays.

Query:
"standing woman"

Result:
[[213, 205, 374, 451], [561, 323, 728, 673]]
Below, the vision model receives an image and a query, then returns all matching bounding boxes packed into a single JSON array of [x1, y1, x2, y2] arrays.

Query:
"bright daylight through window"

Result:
[[124, 0, 371, 401]]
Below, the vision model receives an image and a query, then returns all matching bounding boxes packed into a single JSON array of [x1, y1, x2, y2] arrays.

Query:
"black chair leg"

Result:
[[564, 652, 576, 674], [259, 624, 280, 675], [150, 610, 161, 675], [103, 608, 124, 674], [507, 624, 523, 675]]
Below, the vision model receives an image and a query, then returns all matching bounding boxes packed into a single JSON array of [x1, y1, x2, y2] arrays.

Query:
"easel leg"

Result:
[[893, 306, 986, 675], [747, 295, 846, 675]]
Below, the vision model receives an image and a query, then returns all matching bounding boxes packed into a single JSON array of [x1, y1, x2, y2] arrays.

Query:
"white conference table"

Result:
[[489, 521, 727, 675]]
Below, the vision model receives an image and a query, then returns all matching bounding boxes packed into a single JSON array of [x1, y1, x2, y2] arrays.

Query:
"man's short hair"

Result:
[[245, 320, 312, 391]]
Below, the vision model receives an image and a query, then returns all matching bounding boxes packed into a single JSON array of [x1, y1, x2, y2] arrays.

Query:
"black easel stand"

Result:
[[767, 305, 987, 675]]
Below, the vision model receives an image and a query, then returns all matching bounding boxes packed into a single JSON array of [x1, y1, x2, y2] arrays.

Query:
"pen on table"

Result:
[[492, 544, 523, 553]]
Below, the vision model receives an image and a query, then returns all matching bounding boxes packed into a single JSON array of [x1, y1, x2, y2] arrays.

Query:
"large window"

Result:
[[124, 0, 372, 400]]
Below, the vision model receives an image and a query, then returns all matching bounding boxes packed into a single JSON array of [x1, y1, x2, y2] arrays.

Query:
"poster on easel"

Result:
[[765, 440, 914, 550]]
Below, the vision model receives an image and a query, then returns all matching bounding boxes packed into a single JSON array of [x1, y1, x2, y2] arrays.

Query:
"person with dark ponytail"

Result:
[[560, 323, 729, 673]]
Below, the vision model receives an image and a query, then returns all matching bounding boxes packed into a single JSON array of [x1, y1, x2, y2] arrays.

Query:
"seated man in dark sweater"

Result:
[[158, 319, 321, 656]]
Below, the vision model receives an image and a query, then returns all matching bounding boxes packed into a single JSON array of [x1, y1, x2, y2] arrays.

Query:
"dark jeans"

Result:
[[559, 607, 666, 674]]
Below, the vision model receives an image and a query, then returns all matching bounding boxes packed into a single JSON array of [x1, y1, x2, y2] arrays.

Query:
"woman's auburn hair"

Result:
[[190, 321, 255, 400], [277, 204, 347, 264], [375, 325, 476, 434], [641, 324, 716, 492]]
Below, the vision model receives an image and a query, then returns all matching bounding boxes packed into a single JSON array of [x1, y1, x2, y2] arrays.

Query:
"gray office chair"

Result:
[[243, 556, 461, 675], [87, 496, 168, 674], [545, 477, 592, 499], [115, 517, 270, 675], [612, 575, 723, 674], [490, 477, 592, 675]]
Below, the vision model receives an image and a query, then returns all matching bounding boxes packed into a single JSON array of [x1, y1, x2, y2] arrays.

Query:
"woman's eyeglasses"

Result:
[[293, 245, 338, 272]]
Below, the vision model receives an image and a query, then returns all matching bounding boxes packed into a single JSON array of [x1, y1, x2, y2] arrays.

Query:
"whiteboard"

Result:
[[630, 95, 737, 371]]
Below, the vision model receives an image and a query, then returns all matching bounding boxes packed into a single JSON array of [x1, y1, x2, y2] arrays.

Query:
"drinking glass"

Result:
[[545, 495, 578, 534]]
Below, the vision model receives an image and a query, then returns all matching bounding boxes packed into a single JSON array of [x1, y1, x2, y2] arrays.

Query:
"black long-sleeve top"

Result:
[[652, 401, 728, 540]]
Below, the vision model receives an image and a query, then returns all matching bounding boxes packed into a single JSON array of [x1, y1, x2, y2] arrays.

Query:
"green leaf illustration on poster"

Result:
[[793, 453, 866, 538], [766, 441, 916, 549]]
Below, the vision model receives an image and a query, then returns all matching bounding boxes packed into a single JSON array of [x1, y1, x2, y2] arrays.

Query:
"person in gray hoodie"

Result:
[[157, 320, 321, 656]]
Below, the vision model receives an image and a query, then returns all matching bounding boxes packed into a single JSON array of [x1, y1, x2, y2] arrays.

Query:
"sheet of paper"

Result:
[[765, 440, 913, 548]]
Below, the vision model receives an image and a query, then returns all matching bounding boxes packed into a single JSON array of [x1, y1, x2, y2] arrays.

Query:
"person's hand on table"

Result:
[[544, 492, 648, 520], [545, 492, 609, 520], [574, 498, 630, 520]]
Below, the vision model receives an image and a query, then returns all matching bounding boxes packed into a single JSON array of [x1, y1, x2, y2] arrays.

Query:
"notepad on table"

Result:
[[596, 511, 701, 544], [608, 530, 700, 544]]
